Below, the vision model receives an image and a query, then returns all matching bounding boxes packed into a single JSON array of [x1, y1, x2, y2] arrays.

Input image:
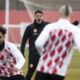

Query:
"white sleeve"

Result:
[[73, 27, 80, 51], [35, 24, 51, 55], [10, 44, 25, 69]]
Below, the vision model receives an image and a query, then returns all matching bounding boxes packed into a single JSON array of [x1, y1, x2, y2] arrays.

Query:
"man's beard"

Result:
[[0, 41, 5, 51]]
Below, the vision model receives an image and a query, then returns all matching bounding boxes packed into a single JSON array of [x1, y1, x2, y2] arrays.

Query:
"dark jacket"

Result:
[[21, 21, 49, 56]]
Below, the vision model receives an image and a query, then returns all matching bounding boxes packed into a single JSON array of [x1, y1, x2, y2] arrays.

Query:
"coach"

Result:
[[20, 10, 49, 80]]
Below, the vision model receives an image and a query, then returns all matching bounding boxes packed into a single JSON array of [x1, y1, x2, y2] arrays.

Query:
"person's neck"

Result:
[[61, 16, 71, 22], [34, 20, 44, 25]]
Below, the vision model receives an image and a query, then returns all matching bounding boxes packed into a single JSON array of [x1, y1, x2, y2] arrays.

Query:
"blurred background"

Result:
[[0, 0, 80, 45], [0, 0, 80, 80]]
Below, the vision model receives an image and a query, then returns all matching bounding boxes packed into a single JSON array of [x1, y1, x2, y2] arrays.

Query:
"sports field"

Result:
[[22, 48, 80, 80]]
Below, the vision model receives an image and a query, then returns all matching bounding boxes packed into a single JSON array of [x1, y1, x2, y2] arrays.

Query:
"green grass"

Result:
[[22, 48, 80, 80]]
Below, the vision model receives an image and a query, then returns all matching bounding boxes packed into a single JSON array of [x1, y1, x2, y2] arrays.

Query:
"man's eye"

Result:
[[40, 15, 42, 17], [36, 15, 39, 17]]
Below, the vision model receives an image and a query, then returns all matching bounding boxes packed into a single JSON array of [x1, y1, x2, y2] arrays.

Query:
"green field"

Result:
[[22, 48, 80, 80]]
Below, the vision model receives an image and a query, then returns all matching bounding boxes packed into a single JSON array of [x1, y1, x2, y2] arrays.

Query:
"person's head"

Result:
[[34, 10, 44, 24], [59, 5, 72, 21], [0, 26, 6, 44]]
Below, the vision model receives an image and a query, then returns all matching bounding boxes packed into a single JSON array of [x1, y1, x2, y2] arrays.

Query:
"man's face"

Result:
[[34, 13, 44, 24], [0, 32, 5, 44]]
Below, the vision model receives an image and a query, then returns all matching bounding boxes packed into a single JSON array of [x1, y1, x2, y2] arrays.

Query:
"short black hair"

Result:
[[35, 10, 43, 15], [65, 5, 69, 16], [0, 26, 6, 35]]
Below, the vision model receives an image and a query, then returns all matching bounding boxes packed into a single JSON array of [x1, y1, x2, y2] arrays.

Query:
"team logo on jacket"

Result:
[[33, 29, 37, 32]]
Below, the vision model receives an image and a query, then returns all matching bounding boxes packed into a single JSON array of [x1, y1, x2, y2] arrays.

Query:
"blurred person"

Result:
[[35, 5, 80, 80], [20, 10, 49, 80], [72, 20, 79, 26], [0, 27, 25, 80]]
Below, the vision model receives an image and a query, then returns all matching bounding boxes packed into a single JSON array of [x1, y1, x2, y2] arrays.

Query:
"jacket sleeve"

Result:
[[10, 44, 25, 69], [73, 27, 80, 51], [35, 24, 51, 55], [20, 26, 31, 56]]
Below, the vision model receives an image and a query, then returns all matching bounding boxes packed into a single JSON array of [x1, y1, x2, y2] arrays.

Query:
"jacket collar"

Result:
[[34, 20, 44, 28], [58, 18, 71, 25]]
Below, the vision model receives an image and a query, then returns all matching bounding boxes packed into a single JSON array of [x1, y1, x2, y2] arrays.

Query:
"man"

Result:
[[35, 5, 80, 80], [20, 10, 49, 80], [0, 27, 25, 80]]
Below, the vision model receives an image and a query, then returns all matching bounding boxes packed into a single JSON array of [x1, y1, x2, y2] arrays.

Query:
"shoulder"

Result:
[[70, 23, 80, 31], [68, 24, 80, 35], [44, 22, 50, 24], [29, 23, 34, 27], [45, 22, 57, 28], [5, 41, 17, 49], [42, 22, 50, 26], [26, 23, 35, 29], [43, 22, 57, 31], [24, 23, 33, 32]]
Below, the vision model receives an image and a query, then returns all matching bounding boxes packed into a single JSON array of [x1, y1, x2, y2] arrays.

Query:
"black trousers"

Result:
[[34, 71, 65, 80], [25, 53, 40, 80], [0, 75, 24, 80]]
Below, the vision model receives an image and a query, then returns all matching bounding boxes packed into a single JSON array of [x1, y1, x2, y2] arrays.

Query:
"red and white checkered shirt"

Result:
[[35, 19, 80, 76], [0, 41, 25, 77]]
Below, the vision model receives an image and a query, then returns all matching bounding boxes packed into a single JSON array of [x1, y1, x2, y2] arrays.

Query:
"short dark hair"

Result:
[[65, 5, 69, 16], [35, 10, 43, 15], [0, 26, 6, 35], [59, 5, 72, 17]]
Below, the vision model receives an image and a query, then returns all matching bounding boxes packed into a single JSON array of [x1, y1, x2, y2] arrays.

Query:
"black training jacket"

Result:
[[20, 21, 49, 56]]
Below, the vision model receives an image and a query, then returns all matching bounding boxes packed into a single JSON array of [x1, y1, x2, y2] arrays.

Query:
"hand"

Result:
[[30, 64, 33, 68], [9, 67, 19, 72]]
